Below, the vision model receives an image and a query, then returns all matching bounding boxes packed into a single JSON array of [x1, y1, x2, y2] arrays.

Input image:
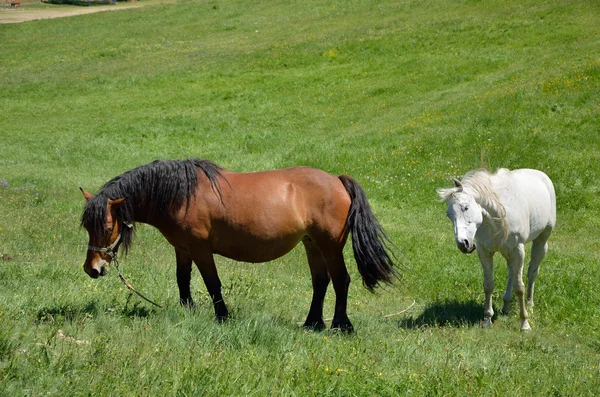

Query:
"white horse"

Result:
[[438, 168, 556, 330]]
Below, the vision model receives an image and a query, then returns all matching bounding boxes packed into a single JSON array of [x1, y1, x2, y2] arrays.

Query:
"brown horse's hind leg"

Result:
[[322, 247, 353, 332], [190, 246, 229, 322], [175, 249, 194, 307], [302, 240, 330, 330]]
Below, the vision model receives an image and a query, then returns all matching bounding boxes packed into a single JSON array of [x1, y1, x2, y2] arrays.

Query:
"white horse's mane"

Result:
[[438, 169, 509, 241]]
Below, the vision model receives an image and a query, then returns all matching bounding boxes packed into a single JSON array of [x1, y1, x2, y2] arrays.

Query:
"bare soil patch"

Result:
[[0, 3, 143, 24]]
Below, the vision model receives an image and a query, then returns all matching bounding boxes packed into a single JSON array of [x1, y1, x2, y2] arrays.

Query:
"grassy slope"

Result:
[[1, 0, 599, 395]]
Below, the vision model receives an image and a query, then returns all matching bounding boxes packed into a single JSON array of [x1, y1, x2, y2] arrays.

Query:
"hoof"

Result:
[[215, 309, 230, 323], [520, 320, 531, 331], [331, 320, 354, 333], [480, 318, 493, 328], [180, 298, 195, 308], [303, 319, 326, 331], [526, 301, 534, 313], [216, 314, 229, 323]]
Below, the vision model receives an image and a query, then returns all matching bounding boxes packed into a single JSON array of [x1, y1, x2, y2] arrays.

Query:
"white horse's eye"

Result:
[[464, 206, 469, 211]]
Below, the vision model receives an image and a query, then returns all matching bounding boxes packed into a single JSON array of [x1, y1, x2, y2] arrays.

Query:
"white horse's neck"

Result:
[[473, 205, 504, 251], [463, 184, 509, 244]]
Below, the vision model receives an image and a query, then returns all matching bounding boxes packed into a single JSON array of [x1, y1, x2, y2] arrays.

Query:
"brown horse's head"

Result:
[[80, 188, 127, 278]]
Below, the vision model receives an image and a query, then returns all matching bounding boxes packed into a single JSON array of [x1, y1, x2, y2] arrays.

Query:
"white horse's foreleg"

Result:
[[501, 261, 513, 315], [510, 244, 530, 331], [527, 235, 549, 310], [477, 247, 494, 328]]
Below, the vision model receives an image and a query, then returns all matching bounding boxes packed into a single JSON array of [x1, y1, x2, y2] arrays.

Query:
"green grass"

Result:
[[1, 0, 600, 395]]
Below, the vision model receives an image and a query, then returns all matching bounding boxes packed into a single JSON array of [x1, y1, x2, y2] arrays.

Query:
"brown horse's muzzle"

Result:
[[84, 259, 109, 278]]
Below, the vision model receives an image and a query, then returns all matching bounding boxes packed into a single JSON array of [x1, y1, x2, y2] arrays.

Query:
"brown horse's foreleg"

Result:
[[175, 249, 194, 307], [302, 240, 330, 330], [191, 247, 229, 322], [325, 251, 353, 332]]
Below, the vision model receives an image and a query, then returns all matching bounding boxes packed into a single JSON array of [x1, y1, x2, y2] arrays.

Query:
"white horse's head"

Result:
[[438, 179, 482, 254]]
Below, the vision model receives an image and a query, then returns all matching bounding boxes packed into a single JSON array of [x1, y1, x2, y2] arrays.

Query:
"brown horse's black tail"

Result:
[[339, 175, 397, 292]]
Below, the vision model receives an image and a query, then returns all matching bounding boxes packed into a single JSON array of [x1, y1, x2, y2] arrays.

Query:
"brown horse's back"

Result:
[[192, 167, 350, 263]]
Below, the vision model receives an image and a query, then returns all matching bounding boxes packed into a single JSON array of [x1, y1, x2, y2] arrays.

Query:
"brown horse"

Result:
[[80, 159, 396, 331]]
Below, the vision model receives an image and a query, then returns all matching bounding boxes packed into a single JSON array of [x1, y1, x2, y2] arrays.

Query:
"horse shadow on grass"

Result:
[[396, 299, 498, 329], [36, 302, 100, 324], [120, 294, 157, 318], [35, 295, 156, 324]]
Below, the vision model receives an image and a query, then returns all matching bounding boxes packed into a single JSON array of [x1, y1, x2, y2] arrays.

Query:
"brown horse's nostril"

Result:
[[89, 268, 100, 278]]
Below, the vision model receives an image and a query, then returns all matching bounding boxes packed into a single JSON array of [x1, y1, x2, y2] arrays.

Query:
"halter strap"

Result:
[[88, 233, 121, 259], [87, 221, 133, 258]]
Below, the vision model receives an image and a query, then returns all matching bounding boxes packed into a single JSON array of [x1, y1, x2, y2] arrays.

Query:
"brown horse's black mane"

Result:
[[81, 159, 224, 254]]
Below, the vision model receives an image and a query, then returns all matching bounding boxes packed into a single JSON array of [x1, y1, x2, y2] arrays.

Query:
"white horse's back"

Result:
[[492, 169, 556, 244]]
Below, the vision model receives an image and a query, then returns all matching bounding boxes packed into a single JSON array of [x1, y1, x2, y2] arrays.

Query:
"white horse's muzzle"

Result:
[[456, 239, 476, 254]]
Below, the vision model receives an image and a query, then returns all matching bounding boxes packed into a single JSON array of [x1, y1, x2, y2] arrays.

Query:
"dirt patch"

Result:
[[0, 3, 143, 24]]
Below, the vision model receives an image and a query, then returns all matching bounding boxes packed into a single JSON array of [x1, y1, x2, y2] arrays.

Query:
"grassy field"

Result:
[[1, 0, 599, 395]]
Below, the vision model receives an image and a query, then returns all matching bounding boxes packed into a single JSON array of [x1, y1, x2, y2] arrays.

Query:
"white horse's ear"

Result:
[[437, 188, 450, 201], [453, 179, 463, 190]]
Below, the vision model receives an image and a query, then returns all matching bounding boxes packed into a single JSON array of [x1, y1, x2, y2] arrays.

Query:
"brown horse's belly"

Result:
[[211, 232, 304, 263]]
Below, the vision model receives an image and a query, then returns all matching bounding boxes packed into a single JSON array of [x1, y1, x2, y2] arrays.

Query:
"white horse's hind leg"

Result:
[[510, 244, 530, 331], [501, 261, 513, 315], [527, 231, 550, 311], [477, 247, 494, 328]]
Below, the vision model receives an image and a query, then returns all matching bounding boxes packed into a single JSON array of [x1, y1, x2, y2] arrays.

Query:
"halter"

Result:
[[87, 233, 122, 259], [86, 222, 162, 308]]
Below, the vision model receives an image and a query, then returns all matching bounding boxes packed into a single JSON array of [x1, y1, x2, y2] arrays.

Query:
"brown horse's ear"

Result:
[[108, 197, 127, 209], [106, 198, 126, 229], [80, 188, 94, 201]]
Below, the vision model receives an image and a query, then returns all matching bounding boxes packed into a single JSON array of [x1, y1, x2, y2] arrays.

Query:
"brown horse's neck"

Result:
[[129, 201, 178, 229], [130, 205, 158, 226]]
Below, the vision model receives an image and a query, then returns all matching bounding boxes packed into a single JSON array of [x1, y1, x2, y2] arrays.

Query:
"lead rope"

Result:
[[112, 254, 163, 309]]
